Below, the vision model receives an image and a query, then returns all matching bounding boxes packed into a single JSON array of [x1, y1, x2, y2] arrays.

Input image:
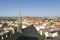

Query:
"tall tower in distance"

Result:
[[17, 0, 22, 33]]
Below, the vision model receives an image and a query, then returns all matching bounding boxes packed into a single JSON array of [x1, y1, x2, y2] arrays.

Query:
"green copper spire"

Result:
[[17, 0, 22, 33]]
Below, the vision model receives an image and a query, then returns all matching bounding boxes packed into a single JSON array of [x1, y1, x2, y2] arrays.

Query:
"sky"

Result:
[[0, 0, 60, 17]]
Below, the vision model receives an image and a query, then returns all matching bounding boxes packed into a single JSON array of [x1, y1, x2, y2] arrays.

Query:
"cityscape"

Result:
[[0, 0, 60, 40], [0, 17, 60, 40]]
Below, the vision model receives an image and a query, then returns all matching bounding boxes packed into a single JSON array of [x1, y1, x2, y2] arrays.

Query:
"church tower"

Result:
[[17, 0, 22, 33]]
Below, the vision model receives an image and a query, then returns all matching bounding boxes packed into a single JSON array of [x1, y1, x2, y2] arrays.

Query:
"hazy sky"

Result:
[[0, 0, 60, 17]]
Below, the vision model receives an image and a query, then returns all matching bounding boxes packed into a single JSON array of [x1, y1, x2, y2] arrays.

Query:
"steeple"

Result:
[[17, 0, 22, 33]]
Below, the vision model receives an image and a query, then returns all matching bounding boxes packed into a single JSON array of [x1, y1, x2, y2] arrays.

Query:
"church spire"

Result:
[[17, 0, 22, 33]]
